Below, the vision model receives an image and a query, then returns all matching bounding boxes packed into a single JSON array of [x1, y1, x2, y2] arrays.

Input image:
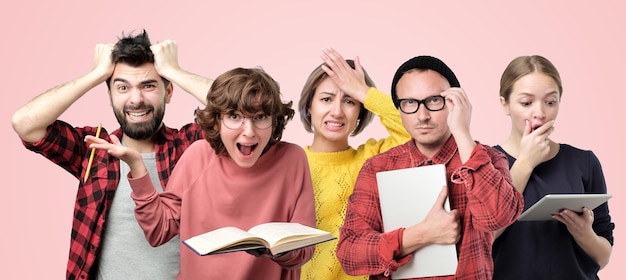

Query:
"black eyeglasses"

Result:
[[396, 95, 446, 114]]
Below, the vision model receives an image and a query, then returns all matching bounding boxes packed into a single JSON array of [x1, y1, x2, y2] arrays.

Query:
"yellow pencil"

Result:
[[84, 123, 102, 183]]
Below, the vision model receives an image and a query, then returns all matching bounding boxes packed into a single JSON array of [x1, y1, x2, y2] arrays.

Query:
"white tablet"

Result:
[[517, 194, 612, 221]]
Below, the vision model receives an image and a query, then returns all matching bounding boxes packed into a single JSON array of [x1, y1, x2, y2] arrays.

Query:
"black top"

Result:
[[492, 144, 614, 280]]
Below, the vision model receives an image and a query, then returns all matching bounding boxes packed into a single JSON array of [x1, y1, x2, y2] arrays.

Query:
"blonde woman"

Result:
[[492, 55, 615, 279]]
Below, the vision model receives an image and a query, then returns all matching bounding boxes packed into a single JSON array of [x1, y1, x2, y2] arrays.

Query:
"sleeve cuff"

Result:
[[128, 172, 158, 198]]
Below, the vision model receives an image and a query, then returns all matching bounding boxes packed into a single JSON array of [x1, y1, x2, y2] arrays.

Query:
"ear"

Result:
[[164, 82, 174, 104], [500, 96, 510, 116]]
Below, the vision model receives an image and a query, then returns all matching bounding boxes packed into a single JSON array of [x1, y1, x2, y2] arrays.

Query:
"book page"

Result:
[[248, 222, 327, 247], [184, 227, 266, 255]]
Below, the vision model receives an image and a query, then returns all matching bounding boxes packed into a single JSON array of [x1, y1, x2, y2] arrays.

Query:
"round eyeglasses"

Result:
[[222, 113, 273, 130], [397, 95, 446, 114]]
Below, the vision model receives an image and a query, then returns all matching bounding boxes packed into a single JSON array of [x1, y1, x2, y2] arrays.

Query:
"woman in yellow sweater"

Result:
[[299, 48, 411, 280]]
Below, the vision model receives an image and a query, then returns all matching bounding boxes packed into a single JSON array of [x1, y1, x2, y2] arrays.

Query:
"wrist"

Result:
[[129, 165, 148, 179], [512, 158, 536, 174], [87, 67, 113, 84], [157, 65, 183, 81]]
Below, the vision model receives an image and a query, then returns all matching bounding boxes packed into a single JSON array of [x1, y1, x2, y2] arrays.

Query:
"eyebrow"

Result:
[[112, 78, 159, 85], [518, 91, 559, 97], [140, 79, 159, 85], [400, 94, 442, 100], [319, 91, 336, 96], [319, 91, 355, 99], [230, 111, 265, 117]]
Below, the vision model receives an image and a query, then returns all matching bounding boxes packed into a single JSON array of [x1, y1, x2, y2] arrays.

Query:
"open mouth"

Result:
[[237, 143, 258, 156], [324, 121, 345, 132], [125, 109, 153, 122], [127, 110, 150, 117], [325, 121, 344, 127]]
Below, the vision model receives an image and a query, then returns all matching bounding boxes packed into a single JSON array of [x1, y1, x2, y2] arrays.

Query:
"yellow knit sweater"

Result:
[[300, 88, 411, 280]]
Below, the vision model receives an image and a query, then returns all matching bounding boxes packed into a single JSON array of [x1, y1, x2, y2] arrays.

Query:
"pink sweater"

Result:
[[128, 140, 315, 280]]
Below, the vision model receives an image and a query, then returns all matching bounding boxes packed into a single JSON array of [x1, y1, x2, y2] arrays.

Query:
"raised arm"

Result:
[[12, 44, 114, 143], [87, 134, 181, 246], [320, 47, 369, 103], [86, 134, 146, 178], [441, 87, 476, 163], [151, 40, 213, 105], [461, 146, 524, 232], [321, 48, 410, 152], [361, 89, 411, 151], [494, 120, 554, 238], [510, 120, 555, 193]]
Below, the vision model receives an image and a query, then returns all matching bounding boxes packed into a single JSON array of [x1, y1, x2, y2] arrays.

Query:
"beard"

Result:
[[114, 103, 165, 140]]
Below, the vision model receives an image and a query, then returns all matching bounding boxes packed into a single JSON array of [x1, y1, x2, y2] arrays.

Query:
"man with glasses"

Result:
[[336, 56, 524, 279]]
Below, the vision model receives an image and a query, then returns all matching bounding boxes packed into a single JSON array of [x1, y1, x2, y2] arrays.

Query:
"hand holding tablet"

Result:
[[517, 194, 612, 221]]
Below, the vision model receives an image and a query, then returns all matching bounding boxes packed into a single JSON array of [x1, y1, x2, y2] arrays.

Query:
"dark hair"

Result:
[[298, 60, 375, 136], [500, 55, 563, 102], [195, 67, 294, 156], [105, 30, 170, 88], [390, 55, 460, 108]]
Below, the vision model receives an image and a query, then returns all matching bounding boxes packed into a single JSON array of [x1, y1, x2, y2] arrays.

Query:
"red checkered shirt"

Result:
[[22, 120, 203, 280], [336, 136, 524, 280]]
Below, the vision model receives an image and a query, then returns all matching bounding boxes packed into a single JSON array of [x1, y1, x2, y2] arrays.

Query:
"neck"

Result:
[[415, 143, 439, 159], [413, 136, 448, 159], [309, 135, 349, 153], [500, 134, 520, 157]]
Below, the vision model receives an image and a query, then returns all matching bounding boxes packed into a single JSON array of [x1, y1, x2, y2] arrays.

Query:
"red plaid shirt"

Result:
[[336, 136, 524, 280], [22, 120, 203, 280]]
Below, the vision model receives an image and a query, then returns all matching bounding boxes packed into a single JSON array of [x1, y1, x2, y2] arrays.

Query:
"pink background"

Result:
[[1, 1, 623, 279]]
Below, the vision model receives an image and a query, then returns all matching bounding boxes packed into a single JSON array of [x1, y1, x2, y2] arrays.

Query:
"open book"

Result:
[[182, 222, 335, 257], [377, 164, 458, 279]]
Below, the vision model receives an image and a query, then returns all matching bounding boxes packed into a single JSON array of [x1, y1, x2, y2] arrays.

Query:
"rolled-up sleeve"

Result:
[[451, 145, 524, 232]]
